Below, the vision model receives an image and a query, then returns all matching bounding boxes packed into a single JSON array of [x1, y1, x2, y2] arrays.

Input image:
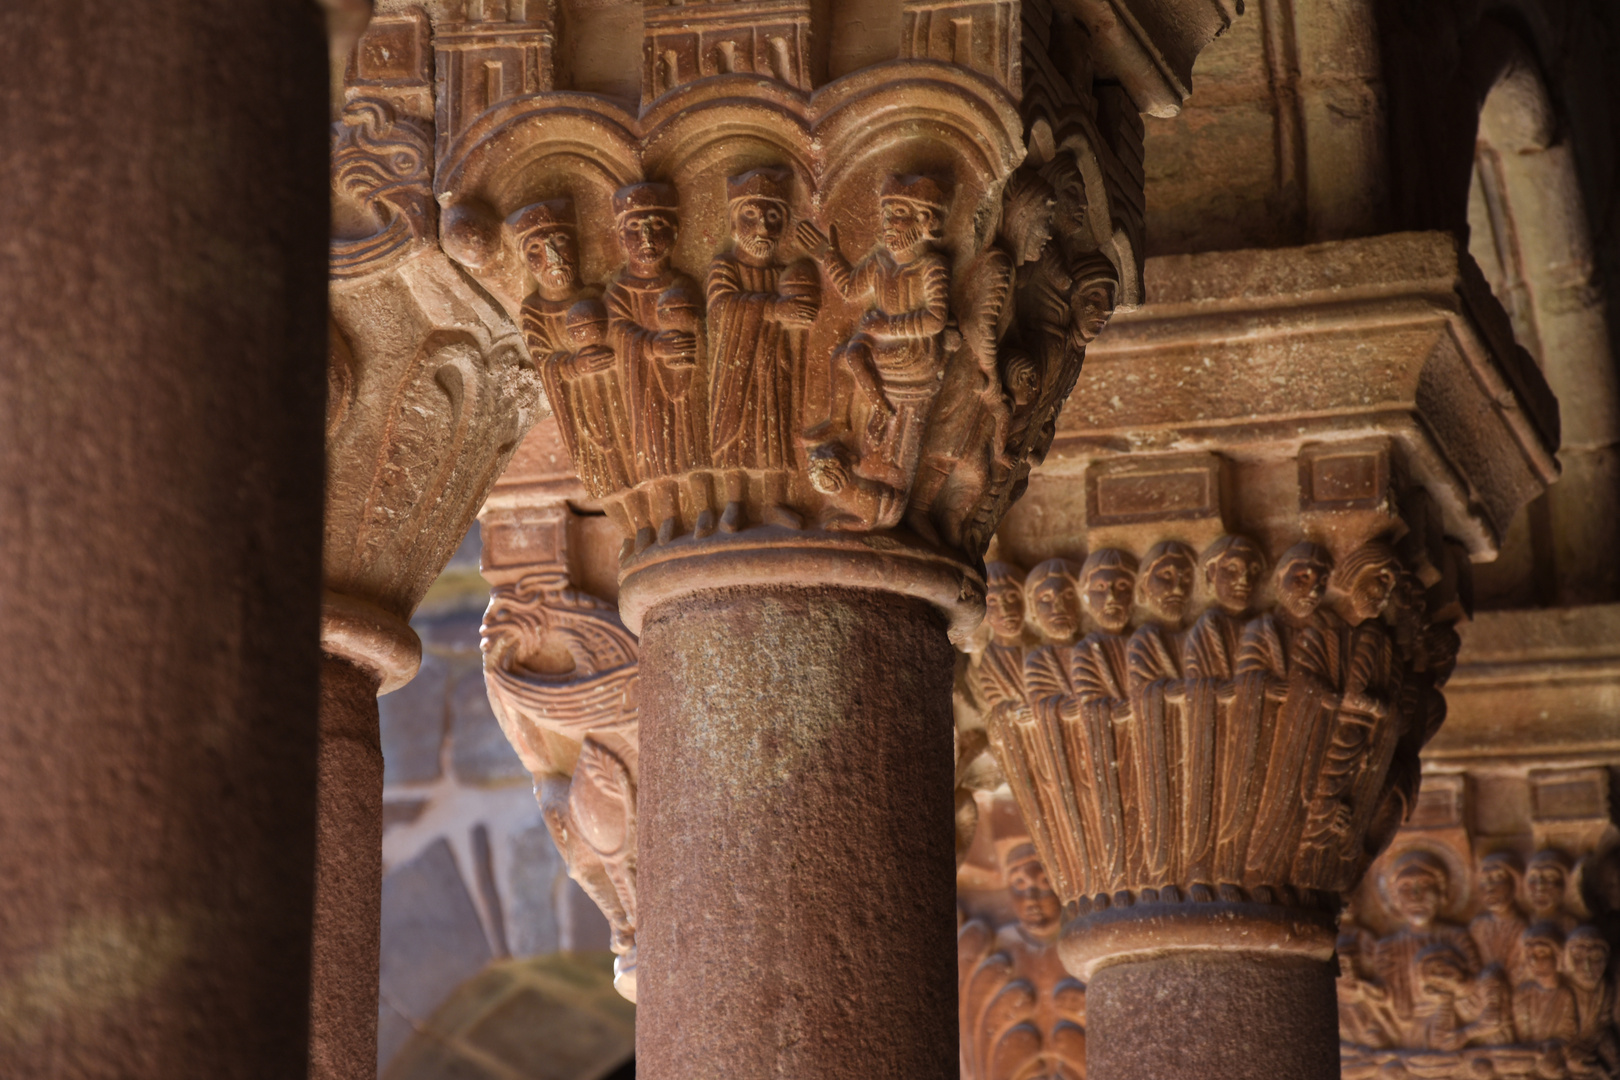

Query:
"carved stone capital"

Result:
[[324, 9, 542, 661], [427, 0, 1192, 635], [962, 234, 1562, 980]]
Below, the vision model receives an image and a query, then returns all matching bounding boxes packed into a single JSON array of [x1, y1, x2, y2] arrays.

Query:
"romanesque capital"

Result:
[[325, 7, 541, 687], [958, 233, 1562, 979], [428, 0, 1205, 635]]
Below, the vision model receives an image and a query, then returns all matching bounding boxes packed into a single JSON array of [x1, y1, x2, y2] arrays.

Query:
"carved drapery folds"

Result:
[[325, 8, 541, 684], [481, 565, 642, 1000], [1339, 843, 1618, 1079], [974, 531, 1464, 974], [960, 235, 1561, 981], [430, 0, 1164, 636]]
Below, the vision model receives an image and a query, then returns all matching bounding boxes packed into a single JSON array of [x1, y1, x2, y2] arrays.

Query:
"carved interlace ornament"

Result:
[[480, 569, 642, 999], [1340, 847, 1618, 1080], [966, 534, 1463, 971]]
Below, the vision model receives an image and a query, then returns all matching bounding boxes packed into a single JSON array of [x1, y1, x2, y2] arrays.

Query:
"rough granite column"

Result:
[[637, 587, 956, 1077], [0, 1, 328, 1076]]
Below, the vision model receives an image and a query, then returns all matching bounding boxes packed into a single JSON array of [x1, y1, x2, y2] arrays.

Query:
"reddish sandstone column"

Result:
[[0, 1, 328, 1076], [636, 587, 957, 1078]]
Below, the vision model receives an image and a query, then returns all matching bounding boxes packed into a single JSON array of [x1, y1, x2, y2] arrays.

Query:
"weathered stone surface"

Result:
[[637, 586, 957, 1079], [0, 1, 327, 1076]]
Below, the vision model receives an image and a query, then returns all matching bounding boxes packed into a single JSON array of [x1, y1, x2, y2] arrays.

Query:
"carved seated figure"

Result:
[[1515, 923, 1580, 1048], [971, 561, 1032, 728], [1564, 926, 1618, 1078], [1472, 852, 1530, 977], [1370, 851, 1482, 1042], [1412, 943, 1516, 1051]]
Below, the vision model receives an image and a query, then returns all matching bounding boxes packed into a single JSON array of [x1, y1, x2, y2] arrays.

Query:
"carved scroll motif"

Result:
[[980, 534, 1465, 922], [330, 97, 435, 279], [480, 569, 642, 1000], [1339, 847, 1619, 1080]]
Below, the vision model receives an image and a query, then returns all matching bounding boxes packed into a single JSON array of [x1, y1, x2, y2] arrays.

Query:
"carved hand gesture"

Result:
[[653, 329, 697, 365], [772, 295, 819, 326], [795, 220, 835, 260], [571, 344, 616, 374]]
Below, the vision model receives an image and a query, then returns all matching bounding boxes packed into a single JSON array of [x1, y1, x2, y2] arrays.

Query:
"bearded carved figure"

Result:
[[959, 839, 1087, 1080], [1340, 845, 1620, 1080]]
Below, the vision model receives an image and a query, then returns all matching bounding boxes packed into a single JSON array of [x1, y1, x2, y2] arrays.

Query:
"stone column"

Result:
[[0, 2, 327, 1076], [314, 13, 544, 1077], [974, 233, 1560, 1079], [441, 0, 1240, 1073], [637, 587, 956, 1077]]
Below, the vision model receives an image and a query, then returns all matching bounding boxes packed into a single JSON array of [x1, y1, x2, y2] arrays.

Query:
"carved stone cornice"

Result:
[[966, 233, 1561, 982]]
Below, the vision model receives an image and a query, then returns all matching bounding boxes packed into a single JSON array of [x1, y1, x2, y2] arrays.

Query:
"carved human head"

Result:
[[1565, 925, 1610, 991], [565, 298, 608, 347], [879, 174, 949, 257], [1040, 155, 1092, 259], [1416, 944, 1470, 999], [1524, 850, 1571, 916], [508, 199, 580, 298], [1521, 922, 1565, 980], [1387, 850, 1450, 928], [1002, 841, 1062, 940], [1201, 535, 1267, 616], [1137, 540, 1197, 626], [1477, 852, 1522, 912], [1274, 542, 1333, 621], [999, 168, 1056, 266], [613, 183, 680, 275], [1334, 540, 1402, 624], [727, 167, 791, 265], [1024, 558, 1081, 643], [1079, 548, 1138, 635], [1071, 254, 1119, 344], [985, 561, 1028, 642]]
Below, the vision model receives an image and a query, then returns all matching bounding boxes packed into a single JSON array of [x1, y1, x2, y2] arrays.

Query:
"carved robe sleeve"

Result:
[[877, 254, 950, 341]]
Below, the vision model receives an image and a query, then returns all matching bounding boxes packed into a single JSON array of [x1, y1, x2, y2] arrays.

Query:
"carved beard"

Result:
[[734, 233, 777, 262], [883, 221, 929, 254]]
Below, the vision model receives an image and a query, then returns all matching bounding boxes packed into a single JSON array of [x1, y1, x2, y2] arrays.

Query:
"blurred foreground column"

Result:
[[0, 2, 328, 1076]]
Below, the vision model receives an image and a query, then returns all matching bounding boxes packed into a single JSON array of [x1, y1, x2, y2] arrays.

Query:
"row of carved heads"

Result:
[[1341, 845, 1618, 1079], [509, 161, 1116, 558], [971, 535, 1460, 911]]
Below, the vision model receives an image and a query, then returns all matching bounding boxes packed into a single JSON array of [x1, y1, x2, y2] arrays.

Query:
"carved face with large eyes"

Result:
[[985, 573, 1026, 642], [880, 198, 938, 258], [1139, 545, 1196, 625], [1525, 860, 1568, 916], [1073, 282, 1115, 343], [618, 211, 678, 276], [730, 198, 786, 265], [1082, 564, 1135, 635], [1347, 561, 1401, 623], [521, 226, 580, 298], [1477, 856, 1520, 911], [1566, 931, 1611, 991], [1027, 565, 1080, 643], [1390, 860, 1447, 928], [1004, 845, 1061, 940], [1206, 539, 1266, 615], [1276, 548, 1330, 621]]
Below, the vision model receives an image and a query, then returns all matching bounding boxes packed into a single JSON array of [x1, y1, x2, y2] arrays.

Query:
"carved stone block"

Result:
[[642, 0, 813, 104]]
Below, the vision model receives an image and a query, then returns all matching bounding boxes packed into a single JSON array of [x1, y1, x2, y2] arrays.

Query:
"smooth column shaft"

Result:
[[0, 1, 329, 1075], [311, 656, 386, 1080], [637, 586, 957, 1078], [1085, 952, 1340, 1080]]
